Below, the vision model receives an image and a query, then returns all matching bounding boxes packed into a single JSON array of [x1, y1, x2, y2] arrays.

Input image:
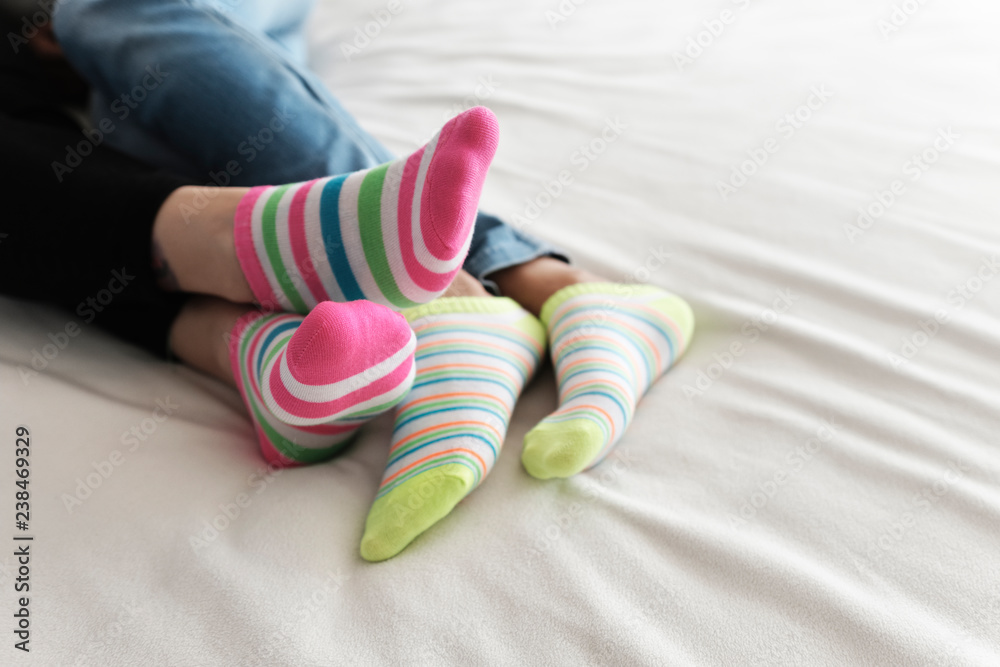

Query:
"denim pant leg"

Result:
[[464, 213, 567, 292], [53, 0, 566, 283], [53, 0, 393, 182]]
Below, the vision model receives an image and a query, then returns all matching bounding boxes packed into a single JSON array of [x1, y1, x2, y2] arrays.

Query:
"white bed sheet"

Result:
[[2, 0, 1000, 664]]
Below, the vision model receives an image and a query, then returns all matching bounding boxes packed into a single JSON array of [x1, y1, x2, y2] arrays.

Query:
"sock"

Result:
[[229, 301, 416, 467], [521, 283, 694, 479], [234, 106, 500, 314], [359, 297, 545, 561]]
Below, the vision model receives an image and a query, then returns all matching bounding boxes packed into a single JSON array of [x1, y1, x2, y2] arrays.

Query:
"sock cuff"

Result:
[[233, 186, 283, 309], [402, 296, 526, 322], [538, 282, 672, 327]]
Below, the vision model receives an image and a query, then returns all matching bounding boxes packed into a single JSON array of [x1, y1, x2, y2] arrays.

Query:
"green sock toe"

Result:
[[521, 417, 606, 479], [360, 463, 476, 562]]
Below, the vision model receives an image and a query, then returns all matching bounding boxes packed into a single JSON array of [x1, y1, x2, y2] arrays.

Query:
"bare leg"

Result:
[[441, 269, 493, 299], [169, 296, 251, 387], [152, 187, 500, 307], [488, 257, 604, 317], [151, 186, 255, 303]]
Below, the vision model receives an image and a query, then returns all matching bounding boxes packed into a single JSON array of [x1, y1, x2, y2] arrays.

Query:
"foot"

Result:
[[487, 257, 602, 317], [234, 107, 500, 313], [360, 297, 545, 561], [229, 302, 416, 467], [521, 283, 694, 479]]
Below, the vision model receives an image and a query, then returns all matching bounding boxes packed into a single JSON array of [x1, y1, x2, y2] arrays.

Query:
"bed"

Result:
[[2, 0, 999, 663]]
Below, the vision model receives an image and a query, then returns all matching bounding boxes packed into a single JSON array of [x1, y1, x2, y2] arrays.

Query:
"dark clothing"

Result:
[[0, 23, 192, 356]]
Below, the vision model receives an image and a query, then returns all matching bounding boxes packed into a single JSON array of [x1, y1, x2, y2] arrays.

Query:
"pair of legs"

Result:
[[155, 155, 692, 562], [53, 0, 594, 391], [51, 0, 566, 293], [159, 184, 598, 386], [46, 0, 695, 559]]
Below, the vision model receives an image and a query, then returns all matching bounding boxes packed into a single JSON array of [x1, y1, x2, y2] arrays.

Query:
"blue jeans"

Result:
[[52, 0, 564, 290]]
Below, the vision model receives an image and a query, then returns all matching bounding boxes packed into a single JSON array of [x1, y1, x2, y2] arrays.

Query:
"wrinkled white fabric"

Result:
[[1, 0, 999, 664]]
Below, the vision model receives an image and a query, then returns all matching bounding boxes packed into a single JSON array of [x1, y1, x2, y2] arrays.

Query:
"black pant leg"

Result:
[[0, 110, 196, 357]]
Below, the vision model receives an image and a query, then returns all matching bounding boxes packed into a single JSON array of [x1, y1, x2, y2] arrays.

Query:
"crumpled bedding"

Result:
[[2, 0, 999, 664]]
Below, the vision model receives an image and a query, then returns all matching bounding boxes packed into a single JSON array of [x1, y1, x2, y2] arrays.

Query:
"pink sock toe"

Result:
[[262, 301, 416, 426], [284, 301, 414, 385], [421, 106, 500, 260]]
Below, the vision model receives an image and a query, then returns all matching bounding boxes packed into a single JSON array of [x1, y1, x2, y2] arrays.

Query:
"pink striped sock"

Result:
[[233, 107, 500, 313], [228, 301, 416, 467]]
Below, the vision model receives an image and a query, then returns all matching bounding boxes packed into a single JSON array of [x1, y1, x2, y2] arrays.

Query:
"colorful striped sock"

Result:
[[521, 283, 694, 479], [233, 106, 499, 313], [359, 297, 545, 561], [229, 301, 416, 467]]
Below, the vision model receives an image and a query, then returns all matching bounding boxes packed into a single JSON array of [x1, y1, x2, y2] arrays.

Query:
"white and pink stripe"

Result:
[[228, 301, 417, 467], [233, 106, 500, 313]]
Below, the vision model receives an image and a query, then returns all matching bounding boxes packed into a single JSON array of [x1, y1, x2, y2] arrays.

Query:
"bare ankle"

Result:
[[489, 257, 604, 316], [442, 270, 492, 299], [169, 297, 248, 386], [152, 186, 254, 303]]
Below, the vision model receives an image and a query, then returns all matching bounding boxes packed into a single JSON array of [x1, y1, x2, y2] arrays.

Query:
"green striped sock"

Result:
[[522, 283, 694, 479], [360, 297, 545, 561]]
